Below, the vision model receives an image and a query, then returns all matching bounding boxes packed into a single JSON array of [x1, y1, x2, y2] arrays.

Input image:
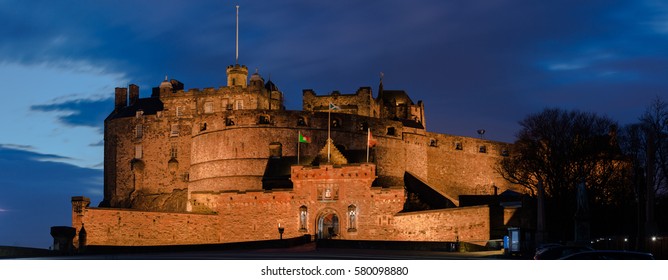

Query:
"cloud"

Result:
[[0, 145, 103, 248], [30, 97, 113, 130]]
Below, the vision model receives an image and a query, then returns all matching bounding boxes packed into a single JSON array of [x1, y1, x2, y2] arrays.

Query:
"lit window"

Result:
[[299, 206, 307, 231], [170, 143, 178, 159], [348, 205, 357, 232], [136, 124, 143, 139], [204, 102, 213, 114], [170, 124, 179, 137], [134, 145, 143, 159]]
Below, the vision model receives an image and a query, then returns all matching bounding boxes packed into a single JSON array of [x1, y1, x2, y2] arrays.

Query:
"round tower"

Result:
[[227, 64, 248, 87]]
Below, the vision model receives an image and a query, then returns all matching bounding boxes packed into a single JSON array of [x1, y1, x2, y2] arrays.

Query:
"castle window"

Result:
[[501, 149, 510, 157], [479, 145, 487, 153], [348, 205, 357, 232], [235, 100, 243, 110], [136, 124, 143, 139], [200, 122, 207, 131], [134, 145, 143, 159], [429, 139, 438, 147], [226, 117, 235, 126], [258, 115, 270, 124], [358, 122, 368, 131], [170, 124, 179, 137], [386, 127, 396, 136], [297, 117, 307, 126], [176, 106, 184, 117], [299, 206, 307, 232], [455, 142, 463, 150], [269, 142, 282, 158], [170, 143, 178, 159], [331, 118, 341, 128], [204, 102, 213, 114]]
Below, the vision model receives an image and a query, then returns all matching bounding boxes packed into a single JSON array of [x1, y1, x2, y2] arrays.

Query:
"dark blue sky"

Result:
[[1, 0, 668, 248]]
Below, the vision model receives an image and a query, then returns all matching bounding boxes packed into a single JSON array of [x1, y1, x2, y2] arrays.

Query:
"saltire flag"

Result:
[[299, 132, 311, 143], [368, 129, 377, 147], [329, 103, 340, 110]]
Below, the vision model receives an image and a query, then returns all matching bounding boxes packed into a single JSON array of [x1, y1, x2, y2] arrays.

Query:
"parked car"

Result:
[[534, 245, 593, 260], [559, 250, 654, 260]]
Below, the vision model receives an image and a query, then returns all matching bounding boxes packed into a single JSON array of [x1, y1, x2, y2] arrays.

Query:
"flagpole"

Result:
[[366, 127, 370, 163], [327, 106, 331, 163], [297, 131, 301, 165]]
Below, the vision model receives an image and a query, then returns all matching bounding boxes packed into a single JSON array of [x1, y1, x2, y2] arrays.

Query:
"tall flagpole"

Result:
[[235, 5, 239, 64], [297, 131, 301, 165], [366, 127, 370, 163], [327, 106, 331, 163]]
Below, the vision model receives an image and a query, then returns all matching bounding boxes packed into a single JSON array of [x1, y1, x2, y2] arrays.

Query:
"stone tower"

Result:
[[226, 64, 248, 87]]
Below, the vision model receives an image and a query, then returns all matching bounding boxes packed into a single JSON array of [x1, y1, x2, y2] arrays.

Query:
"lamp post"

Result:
[[278, 223, 284, 240]]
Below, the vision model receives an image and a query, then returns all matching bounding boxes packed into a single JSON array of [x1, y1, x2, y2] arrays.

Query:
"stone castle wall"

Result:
[[392, 206, 491, 243], [77, 163, 494, 246], [303, 88, 378, 117], [105, 105, 520, 209], [72, 207, 221, 246]]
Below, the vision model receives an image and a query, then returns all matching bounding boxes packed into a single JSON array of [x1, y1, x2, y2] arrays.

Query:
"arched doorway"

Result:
[[317, 210, 340, 239]]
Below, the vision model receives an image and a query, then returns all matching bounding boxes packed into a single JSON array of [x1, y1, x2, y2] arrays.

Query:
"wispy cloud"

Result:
[[30, 97, 113, 130]]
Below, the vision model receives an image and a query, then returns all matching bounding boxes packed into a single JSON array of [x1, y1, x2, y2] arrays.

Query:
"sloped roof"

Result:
[[107, 97, 164, 120], [380, 90, 414, 105]]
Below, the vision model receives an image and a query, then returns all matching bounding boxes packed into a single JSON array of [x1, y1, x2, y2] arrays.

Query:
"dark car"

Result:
[[559, 250, 654, 260], [534, 245, 593, 260]]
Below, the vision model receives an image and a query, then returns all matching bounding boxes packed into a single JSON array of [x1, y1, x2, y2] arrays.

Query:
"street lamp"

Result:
[[278, 223, 284, 240]]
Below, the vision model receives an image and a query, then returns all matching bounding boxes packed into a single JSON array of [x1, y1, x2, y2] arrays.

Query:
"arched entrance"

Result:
[[316, 210, 340, 239]]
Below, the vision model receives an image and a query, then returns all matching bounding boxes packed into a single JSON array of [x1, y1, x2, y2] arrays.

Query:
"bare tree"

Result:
[[497, 108, 626, 242], [620, 97, 668, 245]]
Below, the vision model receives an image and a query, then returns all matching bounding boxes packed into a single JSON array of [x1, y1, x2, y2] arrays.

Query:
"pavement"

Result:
[[30, 242, 525, 260]]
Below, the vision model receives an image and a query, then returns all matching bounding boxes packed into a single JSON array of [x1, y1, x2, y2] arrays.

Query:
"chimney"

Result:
[[115, 87, 127, 110], [129, 84, 139, 105]]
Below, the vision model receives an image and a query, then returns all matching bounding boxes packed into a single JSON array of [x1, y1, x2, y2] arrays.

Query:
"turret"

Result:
[[227, 64, 248, 87], [249, 70, 264, 89], [159, 75, 173, 94], [114, 87, 127, 110]]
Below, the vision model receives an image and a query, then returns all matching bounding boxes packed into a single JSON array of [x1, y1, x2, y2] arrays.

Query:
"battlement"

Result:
[[226, 64, 248, 70], [291, 163, 376, 181]]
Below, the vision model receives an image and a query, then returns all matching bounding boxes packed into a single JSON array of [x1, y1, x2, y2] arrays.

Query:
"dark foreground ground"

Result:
[[32, 242, 513, 260], [3, 237, 522, 260]]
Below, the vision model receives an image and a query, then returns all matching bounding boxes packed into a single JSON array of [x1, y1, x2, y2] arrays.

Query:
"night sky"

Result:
[[1, 0, 668, 248]]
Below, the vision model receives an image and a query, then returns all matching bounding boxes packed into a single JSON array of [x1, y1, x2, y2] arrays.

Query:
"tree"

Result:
[[497, 108, 628, 242], [619, 97, 668, 247]]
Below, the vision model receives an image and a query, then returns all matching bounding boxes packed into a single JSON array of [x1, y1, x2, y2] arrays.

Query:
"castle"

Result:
[[68, 61, 526, 247], [68, 10, 526, 247]]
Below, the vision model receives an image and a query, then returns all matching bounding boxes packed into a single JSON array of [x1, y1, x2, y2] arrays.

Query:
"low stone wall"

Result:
[[74, 208, 221, 246], [392, 206, 490, 244]]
